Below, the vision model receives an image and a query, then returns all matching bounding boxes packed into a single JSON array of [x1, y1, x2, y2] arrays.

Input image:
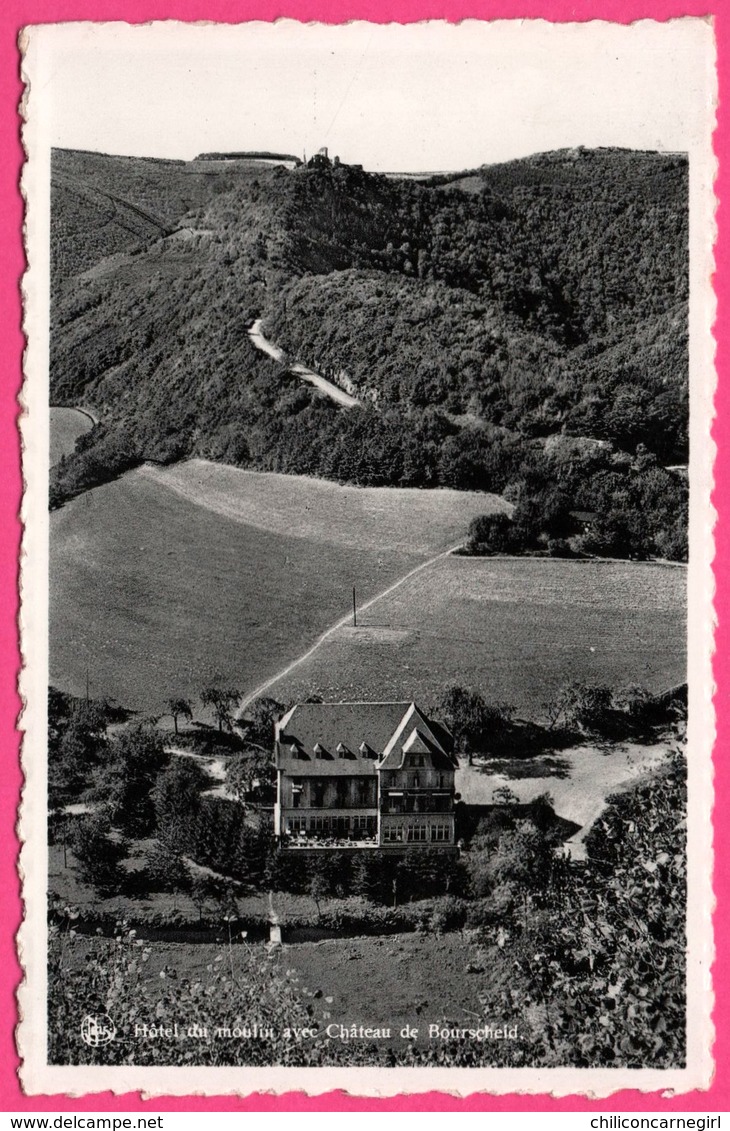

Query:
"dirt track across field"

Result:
[[238, 542, 463, 711]]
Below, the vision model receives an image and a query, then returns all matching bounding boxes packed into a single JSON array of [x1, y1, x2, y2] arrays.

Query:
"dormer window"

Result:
[[336, 742, 352, 760], [359, 742, 377, 760], [314, 742, 326, 760]]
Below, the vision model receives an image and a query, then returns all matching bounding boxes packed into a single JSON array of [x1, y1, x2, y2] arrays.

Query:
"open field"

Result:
[[50, 463, 504, 714], [139, 460, 508, 553], [50, 407, 94, 467], [280, 932, 498, 1045], [270, 556, 686, 713]]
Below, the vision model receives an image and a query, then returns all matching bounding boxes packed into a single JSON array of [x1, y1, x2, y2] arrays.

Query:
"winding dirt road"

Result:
[[248, 318, 360, 408]]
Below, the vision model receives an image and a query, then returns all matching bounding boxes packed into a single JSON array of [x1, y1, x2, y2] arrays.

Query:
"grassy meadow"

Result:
[[140, 460, 509, 554], [49, 459, 504, 715], [270, 555, 686, 714]]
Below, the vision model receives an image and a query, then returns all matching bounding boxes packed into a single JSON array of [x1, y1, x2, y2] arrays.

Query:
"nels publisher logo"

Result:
[[80, 1014, 116, 1047]]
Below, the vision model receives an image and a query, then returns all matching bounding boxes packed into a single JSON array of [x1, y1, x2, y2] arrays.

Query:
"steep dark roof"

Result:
[[378, 705, 456, 771], [277, 701, 413, 758], [275, 701, 457, 776]]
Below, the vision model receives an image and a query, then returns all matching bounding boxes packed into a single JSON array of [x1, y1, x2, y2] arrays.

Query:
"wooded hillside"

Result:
[[50, 147, 689, 558]]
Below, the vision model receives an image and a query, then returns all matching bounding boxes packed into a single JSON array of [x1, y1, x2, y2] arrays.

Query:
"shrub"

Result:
[[428, 895, 468, 934], [69, 816, 127, 895], [466, 512, 523, 555], [153, 759, 206, 855], [96, 725, 170, 837], [47, 924, 316, 1066], [144, 841, 190, 892]]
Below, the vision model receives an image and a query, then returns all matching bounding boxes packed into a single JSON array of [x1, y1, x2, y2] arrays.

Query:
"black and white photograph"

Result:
[[18, 17, 715, 1095]]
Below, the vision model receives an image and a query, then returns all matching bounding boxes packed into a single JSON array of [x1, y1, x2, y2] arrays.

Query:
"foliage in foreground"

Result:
[[49, 751, 686, 1068], [463, 750, 687, 1068]]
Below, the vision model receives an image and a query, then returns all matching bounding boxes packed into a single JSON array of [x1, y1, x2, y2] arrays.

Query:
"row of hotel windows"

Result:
[[284, 816, 451, 842], [383, 823, 452, 843], [286, 815, 377, 835], [291, 781, 376, 807]]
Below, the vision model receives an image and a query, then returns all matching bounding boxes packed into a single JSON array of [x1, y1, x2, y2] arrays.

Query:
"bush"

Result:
[[69, 816, 127, 895], [95, 725, 170, 838], [192, 797, 273, 886], [47, 923, 316, 1066], [428, 895, 468, 933], [153, 759, 206, 855], [547, 537, 575, 558], [144, 841, 190, 892], [466, 512, 523, 555], [465, 884, 518, 927]]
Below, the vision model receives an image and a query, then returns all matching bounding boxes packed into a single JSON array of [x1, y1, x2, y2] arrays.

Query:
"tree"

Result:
[[69, 815, 127, 894], [166, 697, 193, 735], [145, 840, 190, 892], [438, 685, 515, 763], [96, 725, 170, 837], [49, 697, 110, 806], [226, 750, 276, 804], [466, 512, 521, 555], [309, 869, 329, 920], [546, 682, 613, 734], [240, 696, 285, 748], [492, 786, 519, 806], [153, 758, 206, 853], [48, 686, 72, 746], [201, 681, 241, 733]]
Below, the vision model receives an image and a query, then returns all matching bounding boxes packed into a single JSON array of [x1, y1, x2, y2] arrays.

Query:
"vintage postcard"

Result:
[[18, 17, 716, 1097]]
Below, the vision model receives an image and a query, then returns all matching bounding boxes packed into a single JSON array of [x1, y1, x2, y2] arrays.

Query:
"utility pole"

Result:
[[352, 586, 357, 628]]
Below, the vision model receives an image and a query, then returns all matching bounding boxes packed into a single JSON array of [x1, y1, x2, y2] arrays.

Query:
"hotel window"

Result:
[[383, 824, 403, 843], [407, 824, 428, 842], [291, 781, 303, 808], [431, 823, 450, 842], [310, 815, 330, 834], [287, 816, 306, 834]]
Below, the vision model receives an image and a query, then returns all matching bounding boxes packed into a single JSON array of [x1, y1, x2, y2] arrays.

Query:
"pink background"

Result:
[[2, 0, 725, 1112]]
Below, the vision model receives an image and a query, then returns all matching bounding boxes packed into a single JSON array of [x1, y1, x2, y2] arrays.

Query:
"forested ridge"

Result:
[[50, 146, 689, 559]]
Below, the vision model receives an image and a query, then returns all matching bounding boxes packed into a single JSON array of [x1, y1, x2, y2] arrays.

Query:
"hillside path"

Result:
[[248, 318, 360, 408], [238, 541, 462, 711]]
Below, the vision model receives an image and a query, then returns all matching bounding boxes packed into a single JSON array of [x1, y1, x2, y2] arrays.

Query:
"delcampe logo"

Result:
[[80, 1014, 117, 1047]]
